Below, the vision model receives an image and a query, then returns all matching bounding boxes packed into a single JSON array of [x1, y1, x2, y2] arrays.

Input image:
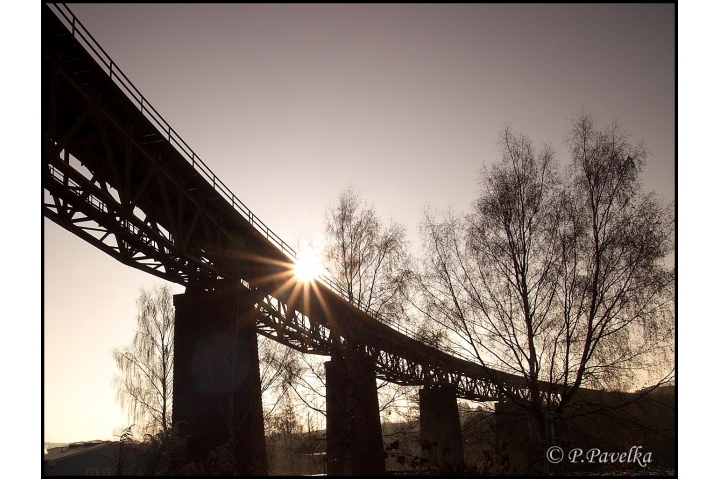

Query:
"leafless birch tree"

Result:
[[324, 185, 411, 322], [113, 284, 175, 439], [416, 114, 674, 444]]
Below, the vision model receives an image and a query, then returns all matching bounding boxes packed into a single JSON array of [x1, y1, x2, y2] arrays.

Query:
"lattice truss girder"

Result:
[[43, 48, 335, 357], [252, 289, 560, 403], [43, 57, 230, 286], [44, 156, 207, 283], [254, 292, 333, 354], [42, 16, 557, 405], [360, 343, 546, 403]]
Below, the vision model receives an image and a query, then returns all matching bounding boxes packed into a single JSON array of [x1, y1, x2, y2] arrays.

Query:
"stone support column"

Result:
[[173, 285, 267, 475], [347, 353, 385, 475], [325, 356, 350, 476], [324, 352, 385, 475], [420, 385, 464, 468], [494, 398, 539, 473]]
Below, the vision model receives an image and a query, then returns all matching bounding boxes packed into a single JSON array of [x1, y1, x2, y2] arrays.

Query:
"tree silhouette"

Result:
[[324, 185, 411, 321], [416, 112, 674, 469], [113, 284, 175, 439]]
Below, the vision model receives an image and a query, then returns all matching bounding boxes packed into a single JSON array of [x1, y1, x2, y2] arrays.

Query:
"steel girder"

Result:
[[42, 3, 561, 406]]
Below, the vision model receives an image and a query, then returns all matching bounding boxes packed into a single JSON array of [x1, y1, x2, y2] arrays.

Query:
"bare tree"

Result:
[[558, 111, 674, 396], [418, 125, 562, 378], [258, 336, 304, 420], [416, 115, 674, 462], [324, 185, 411, 322], [113, 284, 175, 439]]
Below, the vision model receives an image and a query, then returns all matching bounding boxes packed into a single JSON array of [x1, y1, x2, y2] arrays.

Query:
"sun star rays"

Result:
[[227, 246, 342, 348]]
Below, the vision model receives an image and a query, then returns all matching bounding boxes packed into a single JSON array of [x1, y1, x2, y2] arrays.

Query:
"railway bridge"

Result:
[[42, 4, 559, 474]]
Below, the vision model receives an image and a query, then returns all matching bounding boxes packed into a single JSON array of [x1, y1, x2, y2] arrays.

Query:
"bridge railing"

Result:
[[49, 3, 298, 261], [48, 3, 517, 376]]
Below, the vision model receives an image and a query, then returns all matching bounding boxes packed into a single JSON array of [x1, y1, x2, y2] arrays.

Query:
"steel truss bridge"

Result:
[[42, 3, 559, 407]]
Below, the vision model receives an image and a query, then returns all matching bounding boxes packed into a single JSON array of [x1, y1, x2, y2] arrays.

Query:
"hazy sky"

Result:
[[42, 3, 675, 443]]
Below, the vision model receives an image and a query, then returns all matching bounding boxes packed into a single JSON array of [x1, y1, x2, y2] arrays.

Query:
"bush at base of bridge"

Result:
[[385, 439, 484, 476]]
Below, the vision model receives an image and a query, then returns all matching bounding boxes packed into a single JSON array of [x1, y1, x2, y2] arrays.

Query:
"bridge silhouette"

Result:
[[43, 4, 558, 474]]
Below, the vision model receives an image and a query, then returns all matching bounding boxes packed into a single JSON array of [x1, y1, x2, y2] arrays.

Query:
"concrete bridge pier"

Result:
[[173, 286, 268, 475], [348, 353, 385, 475], [325, 356, 350, 475], [420, 385, 464, 469], [325, 353, 385, 475], [494, 398, 541, 473]]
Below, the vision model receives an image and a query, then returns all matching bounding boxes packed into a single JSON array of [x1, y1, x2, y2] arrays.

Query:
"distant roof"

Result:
[[45, 440, 113, 462]]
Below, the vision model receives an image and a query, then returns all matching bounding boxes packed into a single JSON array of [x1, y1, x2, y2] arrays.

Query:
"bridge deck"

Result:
[[42, 3, 558, 404]]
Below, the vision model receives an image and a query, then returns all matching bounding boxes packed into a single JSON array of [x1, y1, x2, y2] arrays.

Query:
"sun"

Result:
[[294, 247, 323, 282]]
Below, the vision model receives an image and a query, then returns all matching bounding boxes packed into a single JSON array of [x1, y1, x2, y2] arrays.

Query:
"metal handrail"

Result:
[[48, 3, 515, 374], [49, 3, 298, 261]]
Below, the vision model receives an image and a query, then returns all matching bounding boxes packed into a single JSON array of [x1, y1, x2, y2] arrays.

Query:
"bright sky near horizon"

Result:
[[41, 4, 676, 444]]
